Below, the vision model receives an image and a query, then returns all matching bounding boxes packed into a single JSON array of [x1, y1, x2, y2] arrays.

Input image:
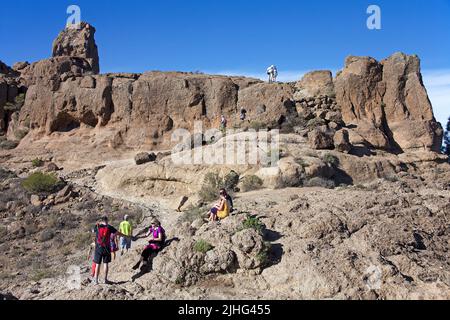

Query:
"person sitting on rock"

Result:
[[220, 188, 234, 213], [208, 189, 230, 222], [132, 220, 166, 271]]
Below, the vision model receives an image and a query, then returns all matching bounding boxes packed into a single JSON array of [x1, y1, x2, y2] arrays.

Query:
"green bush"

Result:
[[74, 232, 93, 250], [242, 215, 264, 233], [0, 140, 18, 150], [223, 171, 240, 191], [182, 206, 206, 223], [322, 153, 339, 166], [304, 177, 336, 189], [241, 175, 263, 192], [257, 242, 272, 266], [249, 121, 267, 131], [22, 172, 61, 194], [199, 172, 223, 203], [32, 158, 44, 168], [194, 239, 213, 254]]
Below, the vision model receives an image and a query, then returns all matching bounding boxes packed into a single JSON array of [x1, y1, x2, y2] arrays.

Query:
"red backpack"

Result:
[[96, 225, 111, 248]]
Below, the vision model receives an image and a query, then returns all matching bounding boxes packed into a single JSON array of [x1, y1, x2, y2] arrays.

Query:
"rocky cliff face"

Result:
[[52, 22, 100, 74], [1, 23, 444, 155], [334, 53, 443, 153]]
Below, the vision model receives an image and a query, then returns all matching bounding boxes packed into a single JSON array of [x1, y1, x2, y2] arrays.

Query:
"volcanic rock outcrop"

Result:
[[334, 53, 443, 152], [52, 22, 100, 74], [1, 23, 444, 156]]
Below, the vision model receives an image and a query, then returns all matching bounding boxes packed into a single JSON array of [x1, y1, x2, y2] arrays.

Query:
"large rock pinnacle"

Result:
[[52, 22, 100, 74]]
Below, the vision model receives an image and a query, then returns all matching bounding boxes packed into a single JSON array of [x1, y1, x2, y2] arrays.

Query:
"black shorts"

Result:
[[93, 246, 112, 264]]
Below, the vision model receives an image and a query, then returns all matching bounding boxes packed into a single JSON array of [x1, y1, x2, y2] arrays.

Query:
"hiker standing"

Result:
[[240, 108, 247, 121], [220, 115, 227, 131], [132, 220, 166, 271], [92, 216, 129, 285], [267, 65, 278, 83], [119, 215, 133, 255]]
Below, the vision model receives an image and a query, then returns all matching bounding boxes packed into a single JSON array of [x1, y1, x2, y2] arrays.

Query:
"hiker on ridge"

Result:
[[267, 65, 278, 83]]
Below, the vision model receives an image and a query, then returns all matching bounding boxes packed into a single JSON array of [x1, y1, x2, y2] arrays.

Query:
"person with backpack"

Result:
[[132, 220, 166, 271], [92, 216, 130, 285]]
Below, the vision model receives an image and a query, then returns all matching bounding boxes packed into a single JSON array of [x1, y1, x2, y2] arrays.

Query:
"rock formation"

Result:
[[52, 22, 100, 74], [334, 53, 443, 152]]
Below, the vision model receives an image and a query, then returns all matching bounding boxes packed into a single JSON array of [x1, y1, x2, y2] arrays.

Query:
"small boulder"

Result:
[[308, 126, 334, 150], [334, 130, 352, 153], [30, 195, 42, 207], [135, 152, 157, 165]]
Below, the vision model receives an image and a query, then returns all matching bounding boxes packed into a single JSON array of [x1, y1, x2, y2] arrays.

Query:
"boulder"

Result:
[[334, 130, 352, 153], [335, 53, 443, 152], [308, 126, 335, 150], [30, 195, 42, 207], [135, 152, 157, 165], [294, 71, 335, 101], [231, 229, 266, 270]]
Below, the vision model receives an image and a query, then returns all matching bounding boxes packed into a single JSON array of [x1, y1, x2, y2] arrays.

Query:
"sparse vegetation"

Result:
[[240, 175, 263, 192], [194, 239, 213, 254], [295, 158, 310, 167], [0, 139, 18, 150], [31, 269, 53, 282], [182, 206, 206, 223], [257, 242, 272, 266], [199, 171, 240, 202], [22, 172, 61, 194], [223, 171, 240, 192], [242, 215, 264, 233], [304, 177, 336, 189], [32, 158, 44, 167], [73, 232, 93, 250], [307, 118, 326, 128], [249, 121, 267, 131], [199, 172, 223, 202], [322, 153, 339, 166]]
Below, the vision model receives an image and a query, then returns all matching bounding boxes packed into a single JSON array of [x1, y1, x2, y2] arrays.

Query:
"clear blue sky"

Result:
[[0, 0, 449, 123]]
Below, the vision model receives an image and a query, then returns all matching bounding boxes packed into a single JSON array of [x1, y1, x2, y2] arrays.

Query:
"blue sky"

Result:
[[0, 0, 449, 125]]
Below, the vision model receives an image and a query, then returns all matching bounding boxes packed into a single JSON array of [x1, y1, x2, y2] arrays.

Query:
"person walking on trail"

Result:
[[266, 65, 278, 83], [119, 215, 133, 255], [92, 216, 130, 285], [132, 220, 166, 271]]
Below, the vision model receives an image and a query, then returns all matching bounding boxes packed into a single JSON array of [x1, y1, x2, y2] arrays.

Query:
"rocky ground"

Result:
[[1, 22, 449, 300], [0, 132, 449, 300]]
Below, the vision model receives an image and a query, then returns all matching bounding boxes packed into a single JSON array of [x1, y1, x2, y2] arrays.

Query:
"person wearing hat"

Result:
[[119, 214, 133, 256]]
